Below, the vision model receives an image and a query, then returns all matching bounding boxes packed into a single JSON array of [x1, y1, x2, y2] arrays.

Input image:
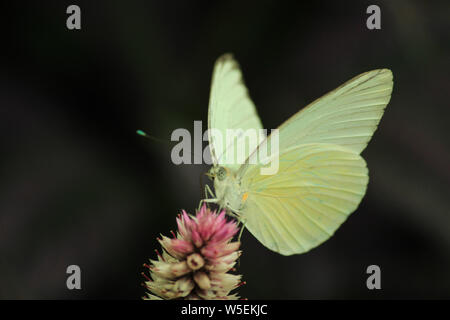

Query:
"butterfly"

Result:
[[203, 54, 393, 256]]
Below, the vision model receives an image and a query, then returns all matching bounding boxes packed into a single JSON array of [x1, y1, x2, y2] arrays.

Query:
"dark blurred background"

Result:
[[0, 0, 449, 299]]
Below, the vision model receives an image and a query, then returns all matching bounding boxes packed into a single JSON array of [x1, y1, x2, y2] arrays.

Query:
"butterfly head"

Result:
[[207, 166, 229, 181]]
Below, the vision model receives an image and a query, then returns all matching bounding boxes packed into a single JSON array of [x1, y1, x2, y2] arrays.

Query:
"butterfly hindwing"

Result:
[[241, 143, 368, 255]]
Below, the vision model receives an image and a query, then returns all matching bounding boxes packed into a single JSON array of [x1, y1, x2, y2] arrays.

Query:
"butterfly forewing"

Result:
[[208, 54, 263, 170]]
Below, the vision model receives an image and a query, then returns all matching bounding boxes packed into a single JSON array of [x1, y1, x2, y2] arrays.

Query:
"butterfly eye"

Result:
[[217, 167, 227, 181]]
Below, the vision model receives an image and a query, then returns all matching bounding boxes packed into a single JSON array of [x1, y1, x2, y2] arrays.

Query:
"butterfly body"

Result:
[[212, 166, 246, 213]]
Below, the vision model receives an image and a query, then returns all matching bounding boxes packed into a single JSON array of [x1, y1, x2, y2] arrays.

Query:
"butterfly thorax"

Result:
[[211, 166, 245, 213]]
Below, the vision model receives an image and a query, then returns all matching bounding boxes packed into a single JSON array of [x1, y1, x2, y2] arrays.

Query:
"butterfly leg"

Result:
[[230, 213, 246, 268], [197, 184, 217, 210], [197, 198, 217, 211], [205, 184, 216, 200], [223, 206, 247, 242], [237, 217, 247, 243], [228, 208, 246, 241]]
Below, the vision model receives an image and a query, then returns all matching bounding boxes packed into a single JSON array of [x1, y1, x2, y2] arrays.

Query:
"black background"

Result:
[[0, 1, 449, 299]]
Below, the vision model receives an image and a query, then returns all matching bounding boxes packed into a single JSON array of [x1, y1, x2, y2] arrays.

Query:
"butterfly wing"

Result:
[[277, 69, 393, 154], [207, 54, 263, 170], [240, 143, 368, 255], [233, 69, 392, 254]]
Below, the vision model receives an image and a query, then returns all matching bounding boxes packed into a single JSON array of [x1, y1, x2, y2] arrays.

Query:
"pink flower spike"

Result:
[[191, 229, 203, 248], [171, 239, 194, 255], [142, 205, 243, 300], [176, 216, 188, 240], [213, 223, 239, 243]]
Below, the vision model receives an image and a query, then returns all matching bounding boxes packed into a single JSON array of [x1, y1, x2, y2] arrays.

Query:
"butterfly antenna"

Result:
[[137, 129, 204, 160], [136, 130, 171, 145]]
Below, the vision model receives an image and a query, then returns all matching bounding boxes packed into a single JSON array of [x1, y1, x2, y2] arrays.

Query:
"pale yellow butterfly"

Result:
[[205, 53, 393, 255]]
